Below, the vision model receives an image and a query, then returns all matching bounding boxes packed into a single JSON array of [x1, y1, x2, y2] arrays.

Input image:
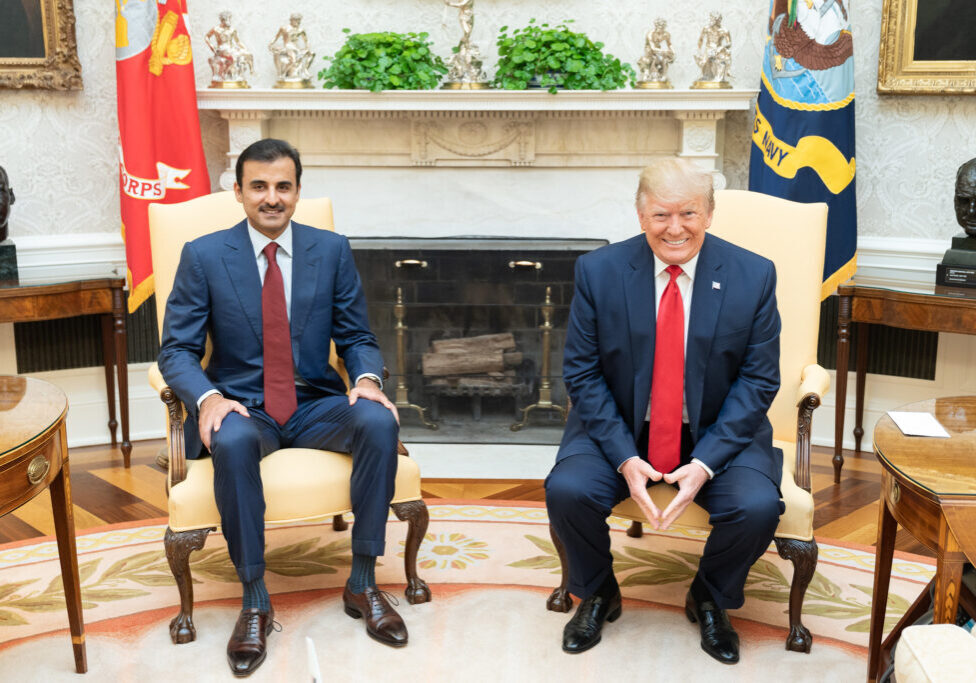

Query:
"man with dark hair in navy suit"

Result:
[[159, 138, 406, 677], [546, 158, 784, 664]]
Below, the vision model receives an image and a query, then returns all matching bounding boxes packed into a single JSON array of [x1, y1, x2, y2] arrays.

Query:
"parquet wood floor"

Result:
[[0, 440, 933, 558]]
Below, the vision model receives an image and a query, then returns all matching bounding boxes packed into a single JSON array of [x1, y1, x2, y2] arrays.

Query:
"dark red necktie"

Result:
[[648, 264, 684, 474], [262, 242, 296, 425]]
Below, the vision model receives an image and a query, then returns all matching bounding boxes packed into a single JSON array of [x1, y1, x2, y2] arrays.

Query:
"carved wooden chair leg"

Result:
[[626, 520, 644, 538], [774, 537, 819, 653], [392, 500, 432, 604], [332, 514, 348, 532], [164, 526, 214, 645], [546, 523, 573, 612]]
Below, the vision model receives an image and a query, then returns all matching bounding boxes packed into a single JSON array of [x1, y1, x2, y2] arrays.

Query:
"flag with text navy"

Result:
[[748, 0, 856, 299]]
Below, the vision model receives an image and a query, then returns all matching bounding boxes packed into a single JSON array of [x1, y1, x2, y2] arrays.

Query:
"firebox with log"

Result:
[[421, 332, 531, 420]]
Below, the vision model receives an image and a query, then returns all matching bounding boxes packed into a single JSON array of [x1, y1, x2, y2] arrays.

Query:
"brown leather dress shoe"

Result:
[[342, 585, 408, 647], [226, 606, 276, 677]]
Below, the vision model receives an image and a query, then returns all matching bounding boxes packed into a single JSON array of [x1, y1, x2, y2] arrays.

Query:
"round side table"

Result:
[[866, 396, 976, 682], [0, 375, 86, 673]]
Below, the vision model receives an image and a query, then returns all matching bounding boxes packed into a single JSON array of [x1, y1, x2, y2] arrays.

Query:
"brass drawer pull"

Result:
[[890, 480, 901, 505], [395, 259, 428, 269], [27, 455, 50, 485], [509, 260, 542, 270]]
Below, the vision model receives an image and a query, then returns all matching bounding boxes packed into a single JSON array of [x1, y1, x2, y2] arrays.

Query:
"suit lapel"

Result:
[[288, 223, 322, 352], [222, 221, 263, 344], [686, 235, 726, 434], [625, 238, 657, 431]]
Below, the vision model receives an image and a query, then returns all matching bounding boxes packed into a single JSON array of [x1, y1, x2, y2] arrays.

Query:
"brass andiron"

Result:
[[512, 286, 567, 431], [394, 287, 438, 429]]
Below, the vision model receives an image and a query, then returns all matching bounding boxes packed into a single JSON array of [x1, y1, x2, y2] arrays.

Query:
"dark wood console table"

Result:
[[0, 278, 131, 467], [833, 280, 976, 483]]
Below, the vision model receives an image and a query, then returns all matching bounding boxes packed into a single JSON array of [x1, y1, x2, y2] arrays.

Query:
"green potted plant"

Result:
[[493, 20, 635, 93], [318, 29, 448, 91]]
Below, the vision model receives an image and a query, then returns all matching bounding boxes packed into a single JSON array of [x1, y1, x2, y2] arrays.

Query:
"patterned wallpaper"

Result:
[[0, 0, 973, 239]]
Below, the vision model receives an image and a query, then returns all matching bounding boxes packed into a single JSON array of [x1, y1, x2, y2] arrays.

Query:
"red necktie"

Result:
[[648, 264, 684, 474], [262, 242, 297, 425]]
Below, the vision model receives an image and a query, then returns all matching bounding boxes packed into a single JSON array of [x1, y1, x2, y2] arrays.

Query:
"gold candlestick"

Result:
[[394, 287, 438, 429], [512, 286, 567, 431]]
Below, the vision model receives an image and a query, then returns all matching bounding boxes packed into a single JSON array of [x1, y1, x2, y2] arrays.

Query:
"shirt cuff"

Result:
[[196, 389, 222, 409], [355, 373, 383, 390], [617, 455, 639, 473], [691, 458, 714, 480]]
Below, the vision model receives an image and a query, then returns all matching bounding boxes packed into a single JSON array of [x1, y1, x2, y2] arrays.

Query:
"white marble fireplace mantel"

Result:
[[198, 89, 757, 243], [198, 88, 757, 192], [196, 88, 757, 112]]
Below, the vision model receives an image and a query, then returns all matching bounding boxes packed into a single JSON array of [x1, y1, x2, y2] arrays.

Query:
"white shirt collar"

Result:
[[246, 221, 293, 259], [652, 250, 700, 282]]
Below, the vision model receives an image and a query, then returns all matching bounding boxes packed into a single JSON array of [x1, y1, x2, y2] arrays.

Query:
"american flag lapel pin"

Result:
[[712, 281, 721, 290]]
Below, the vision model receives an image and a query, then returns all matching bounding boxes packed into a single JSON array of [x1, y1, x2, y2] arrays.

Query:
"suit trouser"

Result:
[[545, 424, 783, 610], [208, 388, 399, 584]]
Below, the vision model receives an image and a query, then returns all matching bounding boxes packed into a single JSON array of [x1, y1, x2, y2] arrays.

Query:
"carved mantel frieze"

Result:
[[200, 89, 756, 190], [411, 113, 535, 167]]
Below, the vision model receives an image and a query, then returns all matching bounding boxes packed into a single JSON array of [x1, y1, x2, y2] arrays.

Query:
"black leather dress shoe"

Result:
[[685, 585, 739, 664], [562, 580, 622, 654], [343, 585, 408, 647], [226, 606, 276, 677]]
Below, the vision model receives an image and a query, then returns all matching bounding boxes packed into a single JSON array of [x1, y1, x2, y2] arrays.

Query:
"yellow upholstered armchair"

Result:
[[546, 189, 830, 653], [146, 192, 431, 645]]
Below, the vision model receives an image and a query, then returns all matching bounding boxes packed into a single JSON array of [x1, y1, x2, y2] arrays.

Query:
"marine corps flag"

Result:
[[115, 0, 208, 313], [749, 0, 856, 299]]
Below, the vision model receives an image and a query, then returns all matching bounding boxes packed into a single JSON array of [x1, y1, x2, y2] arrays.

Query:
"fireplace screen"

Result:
[[352, 238, 606, 444]]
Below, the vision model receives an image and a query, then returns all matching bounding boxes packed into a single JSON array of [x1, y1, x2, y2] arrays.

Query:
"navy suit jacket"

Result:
[[558, 232, 783, 484], [158, 220, 383, 459]]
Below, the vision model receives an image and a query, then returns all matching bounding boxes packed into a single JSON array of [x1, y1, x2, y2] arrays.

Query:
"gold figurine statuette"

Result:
[[205, 11, 254, 88]]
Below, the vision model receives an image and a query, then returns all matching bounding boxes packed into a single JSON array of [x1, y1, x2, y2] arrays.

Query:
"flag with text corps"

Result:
[[748, 0, 856, 299], [116, 0, 209, 313]]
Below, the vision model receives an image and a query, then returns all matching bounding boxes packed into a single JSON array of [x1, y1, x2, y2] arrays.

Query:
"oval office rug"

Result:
[[0, 502, 933, 681]]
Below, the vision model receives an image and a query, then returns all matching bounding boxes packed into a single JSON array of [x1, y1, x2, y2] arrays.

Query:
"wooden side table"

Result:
[[867, 397, 976, 682], [0, 277, 131, 466], [833, 281, 976, 483], [0, 375, 86, 673]]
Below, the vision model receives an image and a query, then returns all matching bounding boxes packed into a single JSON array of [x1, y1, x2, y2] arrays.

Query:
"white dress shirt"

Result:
[[196, 221, 380, 408], [618, 251, 714, 479]]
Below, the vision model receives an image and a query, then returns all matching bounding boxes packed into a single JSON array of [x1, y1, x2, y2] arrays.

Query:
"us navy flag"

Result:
[[749, 0, 857, 299]]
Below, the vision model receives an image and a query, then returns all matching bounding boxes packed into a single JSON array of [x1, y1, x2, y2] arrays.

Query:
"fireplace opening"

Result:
[[352, 238, 606, 444]]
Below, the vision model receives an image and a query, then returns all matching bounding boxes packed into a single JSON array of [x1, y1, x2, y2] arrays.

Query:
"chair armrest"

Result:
[[148, 362, 167, 396], [148, 362, 189, 487], [795, 363, 830, 405], [792, 363, 829, 493]]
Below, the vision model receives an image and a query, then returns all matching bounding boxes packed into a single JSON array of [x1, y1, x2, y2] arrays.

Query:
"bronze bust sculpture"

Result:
[[0, 165, 14, 244], [954, 157, 976, 238], [0, 164, 17, 284], [937, 157, 976, 287]]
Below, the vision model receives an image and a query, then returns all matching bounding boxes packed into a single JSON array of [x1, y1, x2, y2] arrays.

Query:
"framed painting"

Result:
[[0, 0, 82, 89], [878, 0, 976, 94]]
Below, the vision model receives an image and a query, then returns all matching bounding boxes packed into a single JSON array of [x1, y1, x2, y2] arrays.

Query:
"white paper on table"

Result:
[[887, 411, 951, 438]]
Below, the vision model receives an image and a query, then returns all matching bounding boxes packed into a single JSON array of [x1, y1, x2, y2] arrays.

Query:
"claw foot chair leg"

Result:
[[626, 520, 643, 538], [392, 500, 432, 604], [774, 537, 818, 653], [165, 526, 214, 644], [332, 514, 348, 532], [546, 523, 573, 612]]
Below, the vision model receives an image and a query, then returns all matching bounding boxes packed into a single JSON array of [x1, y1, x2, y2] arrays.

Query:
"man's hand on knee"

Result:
[[621, 458, 663, 529], [199, 394, 250, 451], [349, 377, 400, 424], [659, 463, 709, 531]]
